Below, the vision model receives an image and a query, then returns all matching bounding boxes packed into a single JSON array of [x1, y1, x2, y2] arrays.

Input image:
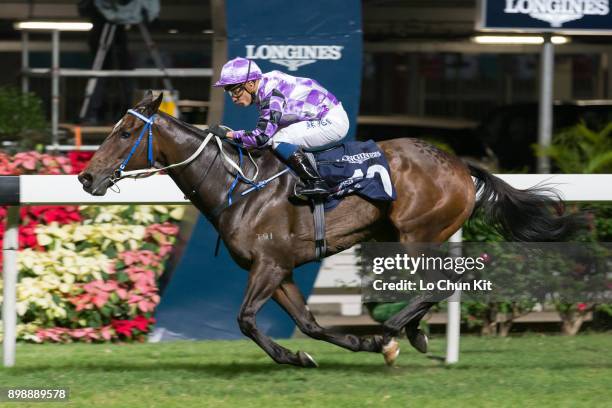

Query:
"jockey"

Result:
[[209, 57, 349, 198]]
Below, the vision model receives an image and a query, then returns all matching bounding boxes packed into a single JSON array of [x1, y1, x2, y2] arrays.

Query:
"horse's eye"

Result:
[[120, 131, 131, 139]]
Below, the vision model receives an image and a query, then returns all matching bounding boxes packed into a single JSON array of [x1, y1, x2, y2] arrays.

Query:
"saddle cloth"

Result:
[[312, 140, 397, 210]]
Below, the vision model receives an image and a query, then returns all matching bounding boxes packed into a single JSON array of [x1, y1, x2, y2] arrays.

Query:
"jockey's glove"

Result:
[[208, 124, 229, 139]]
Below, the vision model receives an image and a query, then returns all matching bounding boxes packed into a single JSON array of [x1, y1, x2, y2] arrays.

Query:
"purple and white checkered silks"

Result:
[[213, 57, 263, 87], [232, 70, 340, 148]]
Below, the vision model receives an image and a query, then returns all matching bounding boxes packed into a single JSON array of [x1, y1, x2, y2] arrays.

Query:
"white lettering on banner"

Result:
[[341, 151, 382, 165], [366, 164, 394, 198], [245, 45, 344, 71], [503, 0, 610, 27], [343, 165, 393, 198]]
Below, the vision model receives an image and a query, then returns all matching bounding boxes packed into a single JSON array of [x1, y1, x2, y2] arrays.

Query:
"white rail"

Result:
[[19, 175, 188, 205]]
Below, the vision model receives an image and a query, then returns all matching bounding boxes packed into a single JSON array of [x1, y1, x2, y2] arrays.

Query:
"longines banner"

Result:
[[223, 0, 363, 139], [477, 0, 612, 33]]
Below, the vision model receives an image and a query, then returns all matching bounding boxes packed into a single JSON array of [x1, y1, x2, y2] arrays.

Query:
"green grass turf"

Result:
[[0, 333, 610, 407]]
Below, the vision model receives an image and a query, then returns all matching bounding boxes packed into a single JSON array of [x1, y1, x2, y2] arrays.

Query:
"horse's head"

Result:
[[78, 90, 163, 195]]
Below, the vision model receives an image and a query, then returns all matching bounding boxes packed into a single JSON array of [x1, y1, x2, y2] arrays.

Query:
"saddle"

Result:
[[300, 140, 396, 259], [306, 140, 396, 210]]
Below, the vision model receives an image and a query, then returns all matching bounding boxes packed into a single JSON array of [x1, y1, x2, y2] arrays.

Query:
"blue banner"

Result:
[[478, 0, 612, 33], [223, 0, 362, 139]]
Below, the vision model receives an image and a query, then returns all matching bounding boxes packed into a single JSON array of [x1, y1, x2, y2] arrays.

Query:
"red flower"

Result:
[[19, 222, 41, 250], [68, 151, 95, 175], [111, 319, 135, 338], [577, 303, 587, 312], [24, 206, 82, 225], [111, 316, 155, 338], [132, 315, 150, 332]]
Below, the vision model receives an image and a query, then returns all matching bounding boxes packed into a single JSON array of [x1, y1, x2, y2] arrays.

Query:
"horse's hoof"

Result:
[[297, 351, 318, 368], [406, 328, 428, 354], [382, 338, 400, 366]]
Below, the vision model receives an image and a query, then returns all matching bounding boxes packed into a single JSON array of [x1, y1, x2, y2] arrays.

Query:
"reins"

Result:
[[112, 110, 260, 185], [110, 109, 289, 216]]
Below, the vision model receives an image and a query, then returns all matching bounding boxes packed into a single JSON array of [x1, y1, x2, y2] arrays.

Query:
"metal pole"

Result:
[[51, 30, 60, 148], [28, 68, 214, 78], [537, 34, 554, 174], [21, 31, 29, 94], [3, 206, 20, 368], [209, 0, 228, 125], [137, 23, 174, 91], [79, 23, 116, 121], [446, 228, 462, 364], [137, 22, 178, 115], [597, 52, 607, 99], [602, 52, 610, 99]]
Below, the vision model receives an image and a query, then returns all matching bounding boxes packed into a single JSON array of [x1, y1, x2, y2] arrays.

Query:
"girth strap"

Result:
[[305, 151, 327, 259]]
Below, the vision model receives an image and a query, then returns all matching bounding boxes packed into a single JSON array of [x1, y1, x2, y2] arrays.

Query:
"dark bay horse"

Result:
[[78, 91, 582, 367]]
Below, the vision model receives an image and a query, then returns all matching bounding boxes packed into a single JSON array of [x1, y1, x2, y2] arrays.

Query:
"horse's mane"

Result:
[[159, 111, 209, 141]]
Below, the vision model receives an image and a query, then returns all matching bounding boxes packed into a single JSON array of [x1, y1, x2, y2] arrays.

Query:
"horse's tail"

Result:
[[468, 164, 586, 241]]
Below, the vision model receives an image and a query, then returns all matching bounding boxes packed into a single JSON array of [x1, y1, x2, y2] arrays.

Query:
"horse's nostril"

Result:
[[78, 172, 93, 188]]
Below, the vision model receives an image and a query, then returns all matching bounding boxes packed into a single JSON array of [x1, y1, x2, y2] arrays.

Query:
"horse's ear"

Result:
[[145, 92, 164, 116], [135, 89, 154, 109]]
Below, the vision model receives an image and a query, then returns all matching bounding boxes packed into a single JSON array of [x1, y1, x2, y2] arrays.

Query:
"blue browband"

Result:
[[118, 109, 156, 173]]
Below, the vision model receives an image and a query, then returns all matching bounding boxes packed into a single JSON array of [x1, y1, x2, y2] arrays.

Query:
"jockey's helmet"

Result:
[[213, 57, 262, 87]]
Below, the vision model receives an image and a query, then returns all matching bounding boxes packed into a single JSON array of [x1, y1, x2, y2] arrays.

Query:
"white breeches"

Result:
[[271, 103, 349, 150]]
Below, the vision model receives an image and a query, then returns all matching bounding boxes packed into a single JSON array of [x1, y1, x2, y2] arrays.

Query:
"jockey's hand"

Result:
[[208, 124, 229, 139]]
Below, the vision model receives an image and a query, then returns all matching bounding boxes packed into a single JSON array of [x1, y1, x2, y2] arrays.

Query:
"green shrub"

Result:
[[0, 87, 48, 148], [534, 122, 612, 173]]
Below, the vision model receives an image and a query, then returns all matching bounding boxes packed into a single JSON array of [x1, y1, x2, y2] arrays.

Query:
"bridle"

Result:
[[109, 108, 259, 188], [112, 109, 156, 182]]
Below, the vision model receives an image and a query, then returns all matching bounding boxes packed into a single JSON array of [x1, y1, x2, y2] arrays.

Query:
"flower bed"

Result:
[[0, 151, 184, 342]]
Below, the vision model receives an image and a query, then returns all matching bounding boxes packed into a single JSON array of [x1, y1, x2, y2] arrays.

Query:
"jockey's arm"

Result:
[[232, 90, 285, 148]]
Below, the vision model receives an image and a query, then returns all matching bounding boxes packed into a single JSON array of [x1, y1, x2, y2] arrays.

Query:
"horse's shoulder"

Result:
[[255, 149, 283, 168]]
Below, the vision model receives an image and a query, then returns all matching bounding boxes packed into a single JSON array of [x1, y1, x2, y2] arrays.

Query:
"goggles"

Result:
[[223, 60, 253, 98]]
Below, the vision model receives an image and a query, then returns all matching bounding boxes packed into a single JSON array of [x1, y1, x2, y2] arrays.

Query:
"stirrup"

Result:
[[295, 180, 329, 198]]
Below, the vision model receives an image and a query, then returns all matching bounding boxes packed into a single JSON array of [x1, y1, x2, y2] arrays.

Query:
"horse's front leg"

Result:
[[237, 256, 317, 368]]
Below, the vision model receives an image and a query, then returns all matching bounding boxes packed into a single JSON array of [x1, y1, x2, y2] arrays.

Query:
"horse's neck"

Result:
[[155, 116, 271, 221], [155, 117, 234, 217]]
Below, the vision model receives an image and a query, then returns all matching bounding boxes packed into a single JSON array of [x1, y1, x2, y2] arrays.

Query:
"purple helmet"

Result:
[[213, 57, 262, 87]]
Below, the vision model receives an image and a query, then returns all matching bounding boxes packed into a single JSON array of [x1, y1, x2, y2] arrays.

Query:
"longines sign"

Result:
[[245, 45, 344, 71], [477, 0, 612, 33]]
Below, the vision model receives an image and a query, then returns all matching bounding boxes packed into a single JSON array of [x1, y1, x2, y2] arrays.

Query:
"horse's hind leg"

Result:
[[237, 257, 316, 367], [379, 224, 466, 363], [383, 298, 435, 355], [272, 278, 383, 362], [404, 305, 434, 353]]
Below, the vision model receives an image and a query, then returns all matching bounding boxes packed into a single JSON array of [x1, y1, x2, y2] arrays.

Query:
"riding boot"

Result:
[[287, 149, 329, 198]]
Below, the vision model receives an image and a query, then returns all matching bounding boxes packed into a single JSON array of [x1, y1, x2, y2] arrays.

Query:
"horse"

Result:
[[78, 91, 583, 367]]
